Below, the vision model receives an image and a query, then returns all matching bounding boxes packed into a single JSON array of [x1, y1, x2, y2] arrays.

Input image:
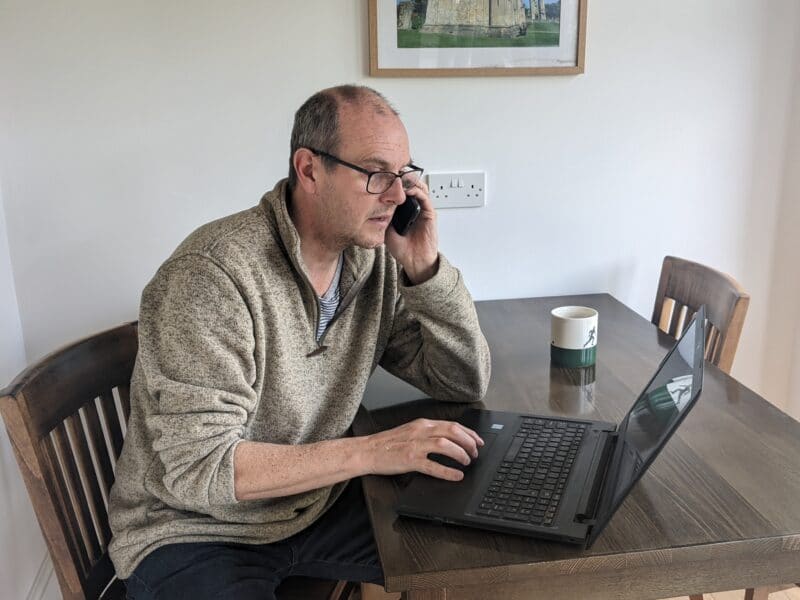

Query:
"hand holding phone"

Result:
[[390, 195, 421, 236], [385, 186, 438, 284]]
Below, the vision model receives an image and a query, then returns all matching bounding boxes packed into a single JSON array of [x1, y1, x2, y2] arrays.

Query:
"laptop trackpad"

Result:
[[396, 433, 499, 513], [427, 432, 498, 472]]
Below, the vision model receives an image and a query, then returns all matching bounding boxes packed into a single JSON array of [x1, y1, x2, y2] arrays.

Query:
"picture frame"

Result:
[[369, 0, 587, 77]]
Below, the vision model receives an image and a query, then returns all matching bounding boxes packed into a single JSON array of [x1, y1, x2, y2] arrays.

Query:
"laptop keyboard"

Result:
[[475, 418, 587, 527]]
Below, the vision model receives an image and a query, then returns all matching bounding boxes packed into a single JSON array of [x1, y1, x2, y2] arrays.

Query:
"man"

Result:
[[109, 84, 491, 599]]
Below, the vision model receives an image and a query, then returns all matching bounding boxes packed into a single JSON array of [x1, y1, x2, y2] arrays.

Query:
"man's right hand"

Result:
[[234, 418, 485, 501], [362, 418, 485, 481]]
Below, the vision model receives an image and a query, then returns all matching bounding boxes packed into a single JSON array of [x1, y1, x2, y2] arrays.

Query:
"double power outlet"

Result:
[[427, 172, 486, 209]]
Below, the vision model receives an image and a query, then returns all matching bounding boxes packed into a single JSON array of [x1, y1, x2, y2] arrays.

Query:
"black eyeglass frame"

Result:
[[306, 147, 424, 195]]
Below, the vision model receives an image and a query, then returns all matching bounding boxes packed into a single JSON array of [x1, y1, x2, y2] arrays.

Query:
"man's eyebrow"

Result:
[[361, 156, 415, 171]]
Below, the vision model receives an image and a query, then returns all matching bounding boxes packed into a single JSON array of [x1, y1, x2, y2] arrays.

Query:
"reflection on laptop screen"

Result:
[[609, 313, 701, 510]]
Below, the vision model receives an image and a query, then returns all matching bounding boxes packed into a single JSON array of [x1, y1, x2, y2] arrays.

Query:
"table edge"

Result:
[[382, 533, 800, 591]]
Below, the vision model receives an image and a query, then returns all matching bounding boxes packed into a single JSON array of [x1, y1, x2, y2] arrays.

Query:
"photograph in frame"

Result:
[[369, 0, 587, 76]]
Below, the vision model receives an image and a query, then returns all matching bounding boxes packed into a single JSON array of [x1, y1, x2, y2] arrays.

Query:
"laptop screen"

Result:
[[588, 306, 705, 544]]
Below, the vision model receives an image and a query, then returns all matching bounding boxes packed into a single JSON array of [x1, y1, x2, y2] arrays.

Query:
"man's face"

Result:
[[315, 105, 411, 250]]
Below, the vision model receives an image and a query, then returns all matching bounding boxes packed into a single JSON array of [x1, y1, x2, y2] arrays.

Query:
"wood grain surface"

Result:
[[355, 295, 800, 599]]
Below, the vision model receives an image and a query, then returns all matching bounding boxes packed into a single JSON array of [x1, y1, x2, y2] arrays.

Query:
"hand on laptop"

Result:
[[361, 418, 484, 481]]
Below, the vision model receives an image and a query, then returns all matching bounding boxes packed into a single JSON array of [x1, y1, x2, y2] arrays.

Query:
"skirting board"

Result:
[[27, 553, 53, 600]]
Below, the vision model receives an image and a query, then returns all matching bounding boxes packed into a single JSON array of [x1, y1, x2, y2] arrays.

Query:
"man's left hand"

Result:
[[384, 179, 439, 285]]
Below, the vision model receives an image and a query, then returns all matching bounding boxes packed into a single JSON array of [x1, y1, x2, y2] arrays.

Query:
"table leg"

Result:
[[401, 589, 447, 600], [743, 588, 771, 600]]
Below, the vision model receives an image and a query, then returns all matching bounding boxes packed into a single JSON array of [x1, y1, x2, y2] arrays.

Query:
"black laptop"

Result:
[[396, 305, 706, 547]]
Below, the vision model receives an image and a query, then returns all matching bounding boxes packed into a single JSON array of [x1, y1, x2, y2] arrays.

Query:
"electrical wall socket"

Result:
[[427, 172, 486, 209]]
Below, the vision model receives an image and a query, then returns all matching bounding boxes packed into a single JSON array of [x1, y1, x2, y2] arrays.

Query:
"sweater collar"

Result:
[[259, 179, 376, 291]]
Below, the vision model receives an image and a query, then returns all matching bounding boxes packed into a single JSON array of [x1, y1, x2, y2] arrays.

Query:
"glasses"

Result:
[[307, 147, 424, 195]]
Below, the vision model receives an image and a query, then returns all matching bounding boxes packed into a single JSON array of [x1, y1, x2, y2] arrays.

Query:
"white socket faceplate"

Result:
[[427, 172, 486, 209]]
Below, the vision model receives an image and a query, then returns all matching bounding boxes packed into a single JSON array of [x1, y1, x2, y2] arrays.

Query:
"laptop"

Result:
[[395, 305, 706, 547]]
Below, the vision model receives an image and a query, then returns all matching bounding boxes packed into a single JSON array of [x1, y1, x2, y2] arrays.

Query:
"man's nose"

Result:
[[381, 176, 406, 205]]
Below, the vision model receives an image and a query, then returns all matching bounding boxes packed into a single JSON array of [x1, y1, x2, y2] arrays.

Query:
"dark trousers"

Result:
[[125, 479, 383, 600]]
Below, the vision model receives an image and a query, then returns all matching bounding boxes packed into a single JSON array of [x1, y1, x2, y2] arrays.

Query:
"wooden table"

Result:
[[355, 294, 800, 600]]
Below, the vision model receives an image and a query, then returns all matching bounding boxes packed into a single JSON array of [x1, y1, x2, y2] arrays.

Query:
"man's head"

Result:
[[288, 85, 417, 251], [288, 85, 399, 190]]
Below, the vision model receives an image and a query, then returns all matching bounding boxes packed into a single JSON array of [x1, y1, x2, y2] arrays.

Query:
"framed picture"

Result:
[[369, 0, 587, 77]]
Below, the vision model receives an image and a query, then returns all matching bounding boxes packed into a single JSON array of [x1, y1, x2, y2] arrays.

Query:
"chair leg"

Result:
[[328, 580, 357, 600], [743, 587, 770, 600], [361, 582, 402, 600]]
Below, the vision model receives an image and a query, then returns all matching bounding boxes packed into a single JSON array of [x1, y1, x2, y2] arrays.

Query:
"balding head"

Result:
[[288, 85, 399, 189]]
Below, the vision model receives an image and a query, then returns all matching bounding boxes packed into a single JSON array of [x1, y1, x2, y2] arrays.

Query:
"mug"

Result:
[[550, 306, 598, 368]]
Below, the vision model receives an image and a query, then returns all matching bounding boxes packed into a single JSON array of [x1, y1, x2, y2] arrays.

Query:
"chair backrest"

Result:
[[652, 256, 750, 373], [0, 323, 138, 600]]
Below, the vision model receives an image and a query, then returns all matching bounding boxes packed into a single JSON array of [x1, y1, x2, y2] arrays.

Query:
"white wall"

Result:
[[0, 187, 50, 599], [763, 46, 800, 419], [0, 0, 798, 596], [0, 192, 26, 387], [0, 1, 796, 393]]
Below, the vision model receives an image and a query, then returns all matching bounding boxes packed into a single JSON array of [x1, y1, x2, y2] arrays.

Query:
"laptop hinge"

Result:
[[574, 431, 618, 524]]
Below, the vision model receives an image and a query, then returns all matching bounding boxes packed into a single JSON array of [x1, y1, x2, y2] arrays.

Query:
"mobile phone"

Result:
[[391, 195, 421, 236]]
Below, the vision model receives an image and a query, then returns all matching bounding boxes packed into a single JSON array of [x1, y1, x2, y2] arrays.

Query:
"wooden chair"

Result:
[[0, 323, 355, 600], [0, 323, 137, 599], [652, 255, 750, 374], [653, 259, 798, 599]]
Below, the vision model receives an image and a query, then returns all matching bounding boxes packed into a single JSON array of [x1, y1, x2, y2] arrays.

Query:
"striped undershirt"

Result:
[[316, 254, 344, 341]]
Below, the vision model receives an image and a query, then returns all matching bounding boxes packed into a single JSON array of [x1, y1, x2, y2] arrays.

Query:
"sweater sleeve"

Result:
[[379, 254, 491, 403], [137, 253, 256, 512]]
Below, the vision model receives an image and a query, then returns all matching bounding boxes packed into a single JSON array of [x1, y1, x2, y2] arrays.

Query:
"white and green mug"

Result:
[[550, 306, 598, 368]]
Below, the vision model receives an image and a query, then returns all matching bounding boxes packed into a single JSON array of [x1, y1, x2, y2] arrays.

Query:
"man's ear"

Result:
[[293, 148, 318, 194]]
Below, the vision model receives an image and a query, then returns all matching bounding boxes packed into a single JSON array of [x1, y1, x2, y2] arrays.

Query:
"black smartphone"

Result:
[[391, 195, 421, 236]]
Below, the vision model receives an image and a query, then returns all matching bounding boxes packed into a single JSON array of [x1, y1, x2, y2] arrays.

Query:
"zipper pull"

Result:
[[306, 345, 328, 358]]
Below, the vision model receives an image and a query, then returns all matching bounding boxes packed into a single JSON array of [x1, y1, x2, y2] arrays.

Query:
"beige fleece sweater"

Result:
[[108, 179, 491, 578]]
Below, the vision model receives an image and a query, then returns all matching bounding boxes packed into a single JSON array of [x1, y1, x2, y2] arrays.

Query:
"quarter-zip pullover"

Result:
[[108, 179, 491, 578]]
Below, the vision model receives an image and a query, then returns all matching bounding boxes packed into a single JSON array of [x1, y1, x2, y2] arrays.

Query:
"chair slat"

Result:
[[117, 384, 131, 423], [97, 396, 119, 471], [67, 413, 112, 549], [43, 430, 92, 577], [710, 328, 724, 364], [703, 321, 714, 355], [704, 329, 714, 362], [704, 325, 716, 362], [112, 387, 128, 439], [658, 298, 676, 334], [99, 392, 124, 460], [672, 303, 689, 339], [683, 309, 696, 337], [81, 401, 115, 506], [52, 422, 101, 566]]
